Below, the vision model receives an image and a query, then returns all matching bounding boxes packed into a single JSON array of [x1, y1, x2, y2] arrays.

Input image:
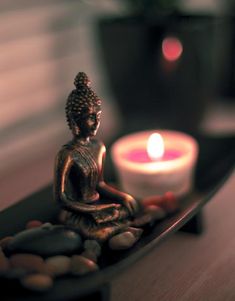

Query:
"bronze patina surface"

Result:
[[54, 72, 140, 241]]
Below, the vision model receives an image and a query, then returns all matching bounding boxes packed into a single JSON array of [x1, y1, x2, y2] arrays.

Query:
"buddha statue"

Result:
[[54, 72, 140, 242]]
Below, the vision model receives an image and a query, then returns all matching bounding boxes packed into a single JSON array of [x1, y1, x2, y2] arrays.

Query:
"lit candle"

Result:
[[125, 133, 182, 163], [111, 130, 198, 199]]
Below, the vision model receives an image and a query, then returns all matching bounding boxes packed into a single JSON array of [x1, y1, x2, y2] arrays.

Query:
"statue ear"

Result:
[[71, 119, 80, 136]]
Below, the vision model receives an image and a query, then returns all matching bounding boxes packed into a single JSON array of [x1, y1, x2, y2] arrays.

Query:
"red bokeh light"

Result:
[[162, 37, 183, 62]]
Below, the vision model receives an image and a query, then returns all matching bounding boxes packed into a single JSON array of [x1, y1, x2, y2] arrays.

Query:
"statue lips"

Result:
[[91, 128, 98, 136], [90, 124, 99, 136]]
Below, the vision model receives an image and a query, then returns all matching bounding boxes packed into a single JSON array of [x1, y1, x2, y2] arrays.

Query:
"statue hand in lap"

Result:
[[54, 72, 140, 241]]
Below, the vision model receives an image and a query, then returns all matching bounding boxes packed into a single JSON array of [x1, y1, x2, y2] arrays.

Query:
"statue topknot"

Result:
[[74, 72, 91, 88], [66, 72, 101, 130]]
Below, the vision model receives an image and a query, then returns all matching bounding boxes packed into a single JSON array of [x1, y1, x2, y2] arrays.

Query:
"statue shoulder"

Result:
[[55, 144, 74, 164], [91, 138, 106, 152]]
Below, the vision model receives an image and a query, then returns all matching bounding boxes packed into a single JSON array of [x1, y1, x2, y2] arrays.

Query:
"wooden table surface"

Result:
[[111, 173, 235, 301]]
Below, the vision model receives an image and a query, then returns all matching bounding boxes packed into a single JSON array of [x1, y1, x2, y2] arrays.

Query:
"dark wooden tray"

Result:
[[0, 133, 234, 301]]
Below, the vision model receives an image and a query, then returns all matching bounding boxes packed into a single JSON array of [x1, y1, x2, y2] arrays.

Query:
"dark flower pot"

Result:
[[98, 13, 216, 132]]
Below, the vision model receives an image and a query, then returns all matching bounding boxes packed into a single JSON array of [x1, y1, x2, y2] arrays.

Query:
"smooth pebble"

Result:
[[7, 225, 82, 257], [131, 213, 155, 227], [109, 231, 137, 250], [83, 240, 101, 257], [45, 255, 71, 277], [163, 192, 178, 213], [142, 195, 165, 207], [71, 255, 99, 276], [21, 274, 53, 292], [146, 205, 167, 219], [26, 220, 43, 229], [127, 227, 143, 239], [81, 250, 97, 262], [41, 222, 53, 229], [9, 253, 45, 273]]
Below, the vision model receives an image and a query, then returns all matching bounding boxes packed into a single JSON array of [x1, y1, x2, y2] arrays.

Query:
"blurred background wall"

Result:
[[0, 0, 234, 210], [0, 0, 122, 209]]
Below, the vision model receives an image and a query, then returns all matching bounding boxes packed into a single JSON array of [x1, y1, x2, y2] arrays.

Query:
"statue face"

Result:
[[78, 106, 101, 138]]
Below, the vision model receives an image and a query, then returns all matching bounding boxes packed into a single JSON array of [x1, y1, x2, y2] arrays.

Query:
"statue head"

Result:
[[66, 72, 102, 138]]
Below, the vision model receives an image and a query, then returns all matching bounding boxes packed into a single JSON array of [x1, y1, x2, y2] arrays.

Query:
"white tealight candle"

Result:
[[111, 130, 198, 199]]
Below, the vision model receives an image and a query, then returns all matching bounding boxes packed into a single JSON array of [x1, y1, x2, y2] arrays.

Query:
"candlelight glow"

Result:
[[147, 133, 164, 161], [162, 37, 183, 62]]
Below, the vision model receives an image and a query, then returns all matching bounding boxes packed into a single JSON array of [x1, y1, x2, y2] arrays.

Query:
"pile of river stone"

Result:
[[0, 192, 178, 292]]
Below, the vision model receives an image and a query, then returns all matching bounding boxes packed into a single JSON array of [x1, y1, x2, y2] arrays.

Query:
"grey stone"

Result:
[[83, 240, 101, 257], [6, 225, 82, 257]]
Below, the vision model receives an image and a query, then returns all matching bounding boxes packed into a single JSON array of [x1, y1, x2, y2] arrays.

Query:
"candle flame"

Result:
[[147, 133, 164, 161]]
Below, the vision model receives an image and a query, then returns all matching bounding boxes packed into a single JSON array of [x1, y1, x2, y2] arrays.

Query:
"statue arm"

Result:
[[97, 146, 140, 216], [54, 149, 120, 213], [97, 181, 140, 216]]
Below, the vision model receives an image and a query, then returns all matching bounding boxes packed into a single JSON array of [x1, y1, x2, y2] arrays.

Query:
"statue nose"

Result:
[[92, 119, 98, 128], [94, 118, 100, 125]]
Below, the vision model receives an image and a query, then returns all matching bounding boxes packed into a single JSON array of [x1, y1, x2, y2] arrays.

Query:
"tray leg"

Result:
[[179, 211, 204, 234]]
